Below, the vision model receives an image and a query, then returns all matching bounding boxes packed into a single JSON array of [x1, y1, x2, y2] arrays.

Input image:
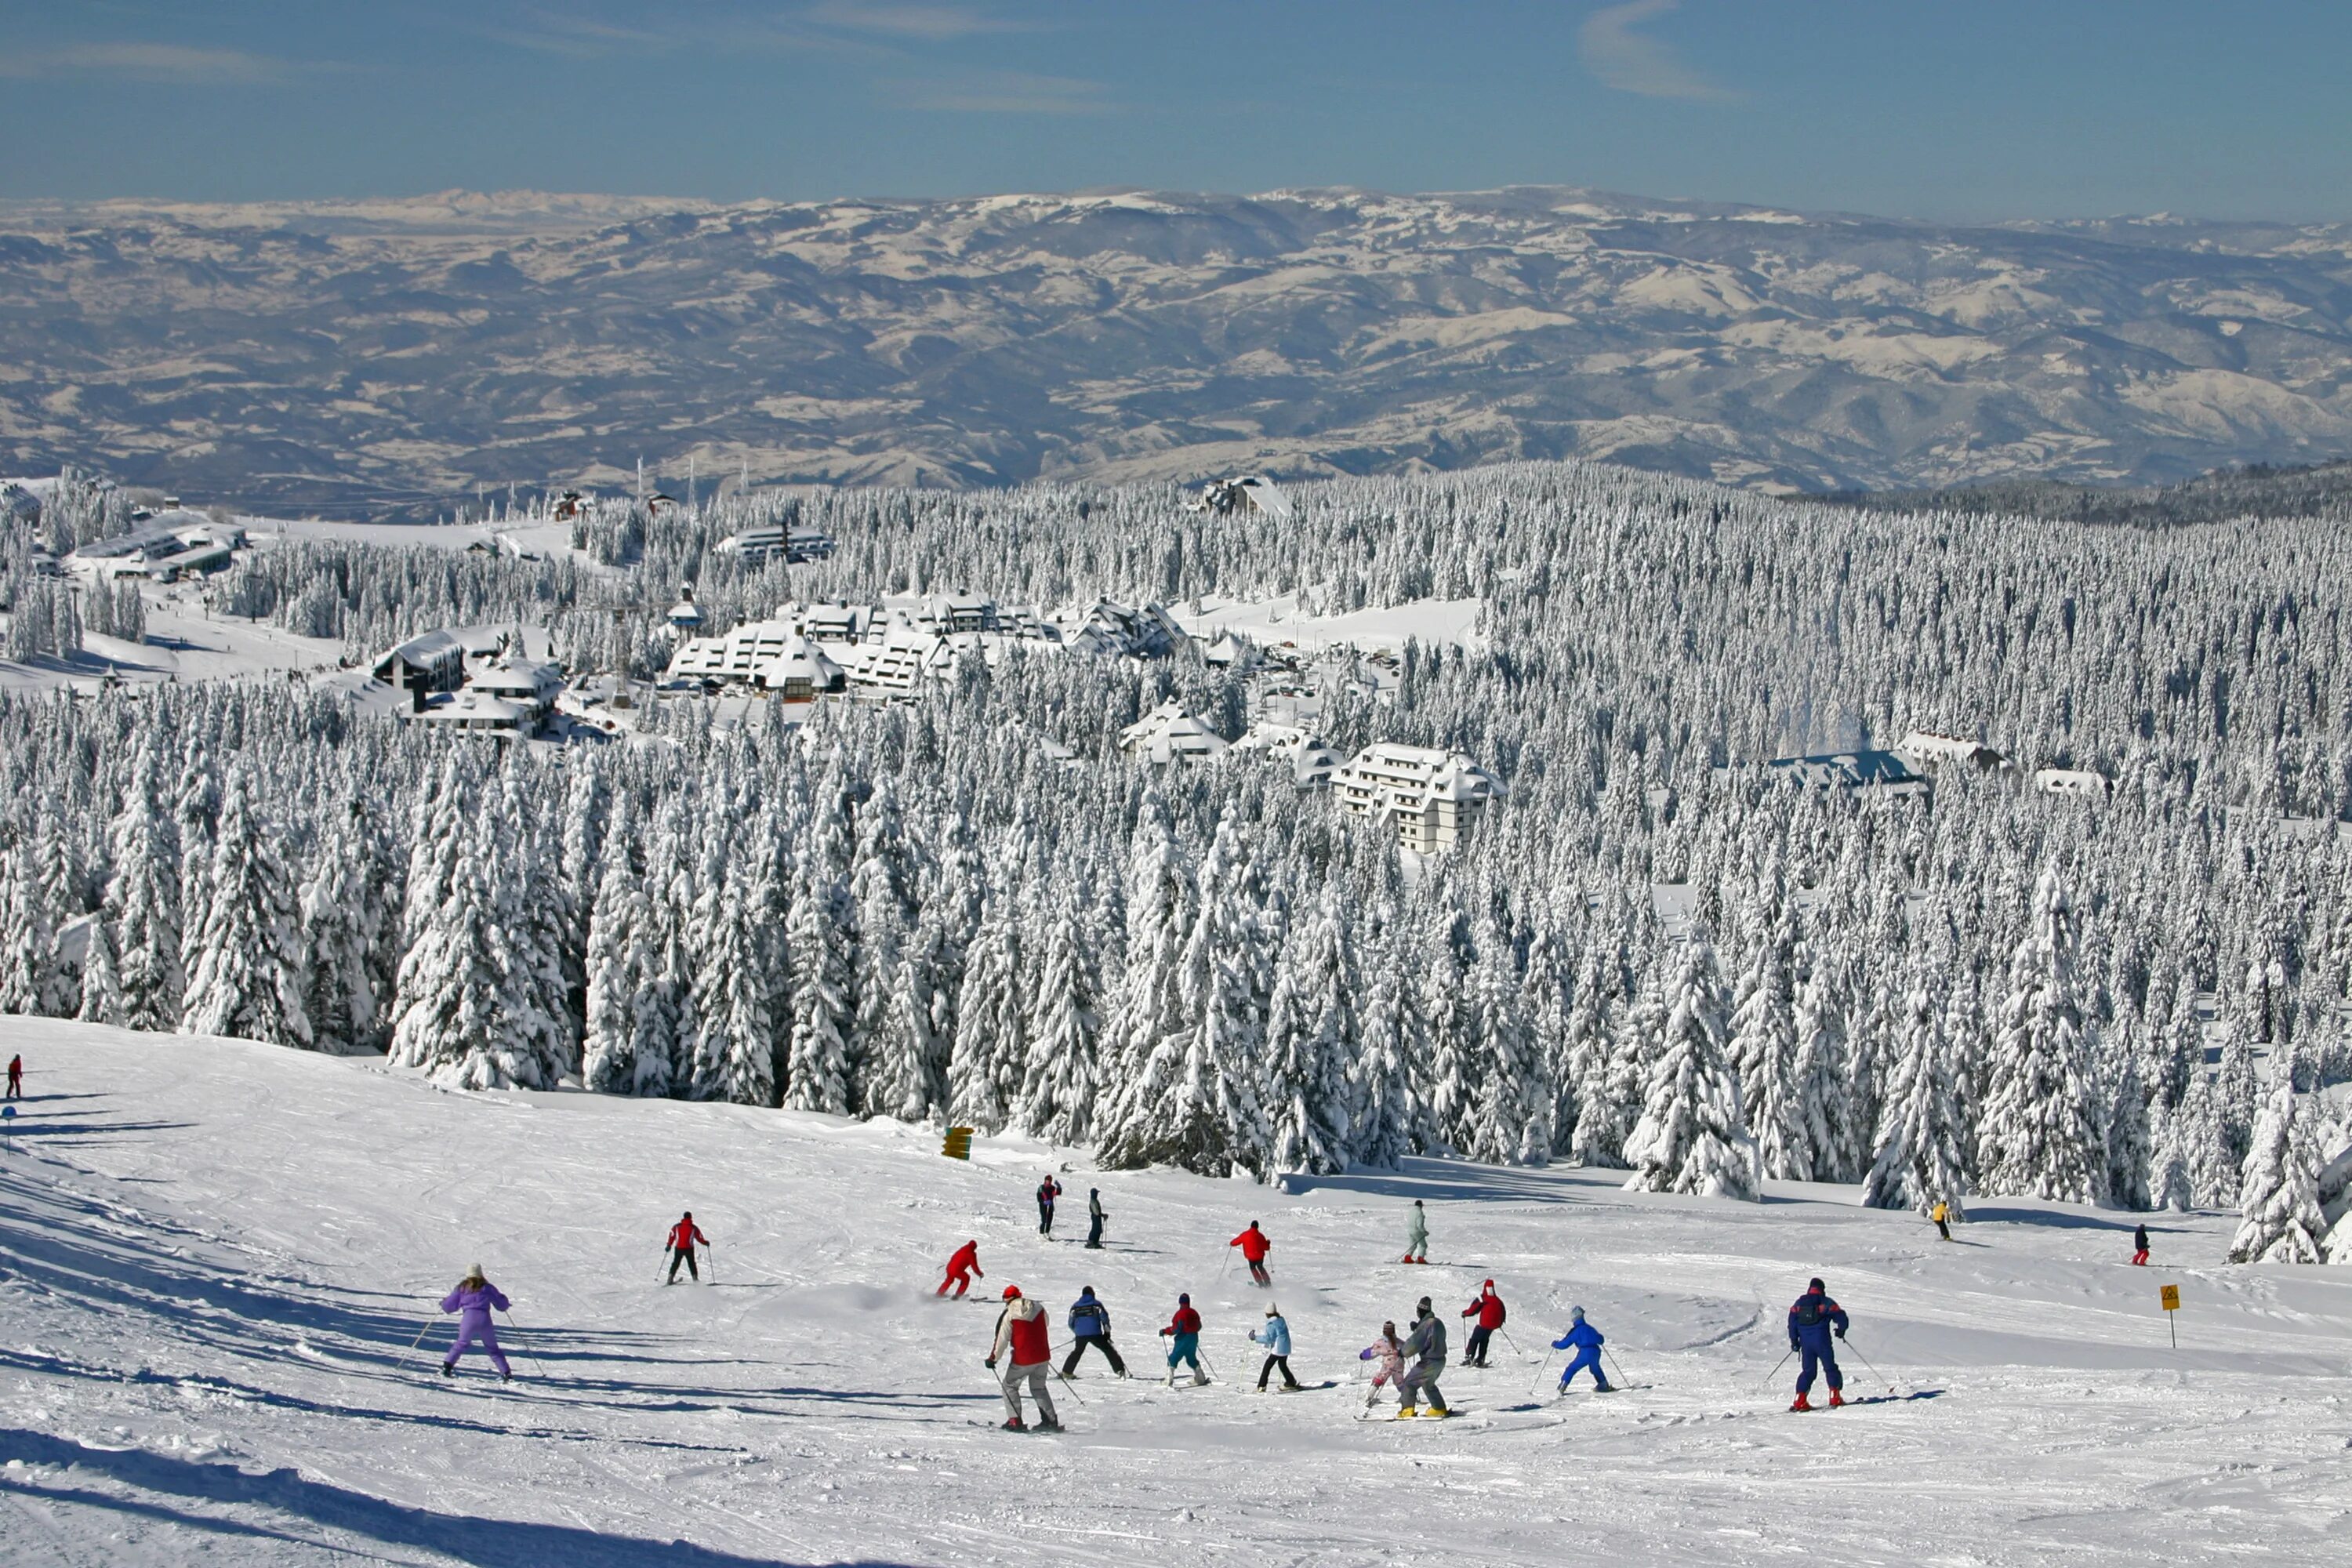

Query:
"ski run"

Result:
[[2, 1021, 2347, 1566]]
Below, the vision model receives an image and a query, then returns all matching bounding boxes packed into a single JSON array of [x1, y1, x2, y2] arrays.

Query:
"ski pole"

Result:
[[405, 1316, 440, 1366], [1497, 1325, 1525, 1359], [1045, 1344, 1088, 1407], [1526, 1353, 1556, 1396], [1759, 1347, 1794, 1388], [706, 1242, 718, 1287], [495, 1308, 552, 1381], [1838, 1336, 1894, 1392], [1604, 1349, 1631, 1389]]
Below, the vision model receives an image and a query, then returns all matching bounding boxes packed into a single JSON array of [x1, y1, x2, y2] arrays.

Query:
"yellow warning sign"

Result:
[[2159, 1285, 2180, 1312]]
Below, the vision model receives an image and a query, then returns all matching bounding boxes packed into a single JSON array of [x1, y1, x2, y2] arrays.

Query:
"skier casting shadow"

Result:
[[440, 1264, 513, 1381]]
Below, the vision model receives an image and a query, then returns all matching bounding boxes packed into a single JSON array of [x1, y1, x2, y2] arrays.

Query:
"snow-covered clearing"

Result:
[[2, 1021, 2346, 1566], [1172, 594, 1483, 653], [0, 601, 346, 695]]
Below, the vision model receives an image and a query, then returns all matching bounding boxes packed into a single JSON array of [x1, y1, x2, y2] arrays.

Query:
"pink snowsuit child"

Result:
[[439, 1267, 512, 1379], [1359, 1323, 1406, 1408]]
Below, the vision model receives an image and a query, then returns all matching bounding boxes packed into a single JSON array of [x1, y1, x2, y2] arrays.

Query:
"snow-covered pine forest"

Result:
[[5, 459, 2352, 1257]]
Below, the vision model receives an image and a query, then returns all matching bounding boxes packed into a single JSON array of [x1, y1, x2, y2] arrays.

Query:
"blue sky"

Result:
[[2, 1, 2345, 220]]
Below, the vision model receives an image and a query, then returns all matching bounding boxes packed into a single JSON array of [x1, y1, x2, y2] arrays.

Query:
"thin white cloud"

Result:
[[0, 42, 310, 83], [1579, 0, 1740, 103], [808, 2, 1023, 42], [892, 68, 1111, 114]]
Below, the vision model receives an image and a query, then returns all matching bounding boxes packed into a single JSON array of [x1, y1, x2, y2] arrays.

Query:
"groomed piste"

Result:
[[2, 1019, 2345, 1566]]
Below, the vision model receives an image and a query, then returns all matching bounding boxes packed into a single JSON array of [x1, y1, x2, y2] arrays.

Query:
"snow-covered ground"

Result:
[[1173, 593, 1483, 653], [3, 1021, 2345, 1566], [0, 593, 348, 695]]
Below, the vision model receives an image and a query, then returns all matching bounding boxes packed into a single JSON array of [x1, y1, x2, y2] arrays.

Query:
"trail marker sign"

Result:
[[2160, 1283, 2180, 1347]]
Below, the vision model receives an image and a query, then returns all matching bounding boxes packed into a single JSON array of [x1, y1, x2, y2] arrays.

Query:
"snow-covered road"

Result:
[[2, 1020, 2346, 1566]]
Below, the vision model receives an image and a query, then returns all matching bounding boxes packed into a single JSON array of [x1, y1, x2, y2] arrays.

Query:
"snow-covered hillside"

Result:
[[2, 1020, 2345, 1566]]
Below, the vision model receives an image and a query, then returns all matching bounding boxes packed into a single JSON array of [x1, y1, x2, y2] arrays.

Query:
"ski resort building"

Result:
[[2035, 767, 2112, 798], [1895, 731, 2013, 776], [466, 656, 564, 727], [373, 630, 469, 710], [1189, 475, 1295, 521], [1765, 750, 1930, 797], [1332, 742, 1502, 851], [66, 511, 245, 583], [1230, 720, 1343, 787], [711, 523, 836, 564], [1119, 701, 1231, 766]]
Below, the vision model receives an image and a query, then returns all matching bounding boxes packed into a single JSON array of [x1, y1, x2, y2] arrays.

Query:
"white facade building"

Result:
[[1118, 701, 1231, 767], [1333, 742, 1502, 852]]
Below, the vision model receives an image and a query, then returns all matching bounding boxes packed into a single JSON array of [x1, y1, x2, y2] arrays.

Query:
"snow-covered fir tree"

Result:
[[1624, 935, 1762, 1200]]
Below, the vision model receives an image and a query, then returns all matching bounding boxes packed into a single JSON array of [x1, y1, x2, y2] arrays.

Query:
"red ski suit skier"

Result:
[[1230, 1224, 1272, 1286], [938, 1240, 984, 1298]]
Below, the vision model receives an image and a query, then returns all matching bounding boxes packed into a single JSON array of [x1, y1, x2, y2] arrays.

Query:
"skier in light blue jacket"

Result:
[[1551, 1305, 1612, 1392], [1250, 1303, 1302, 1391]]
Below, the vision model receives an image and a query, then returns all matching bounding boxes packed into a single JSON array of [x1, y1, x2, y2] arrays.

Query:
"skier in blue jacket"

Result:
[[1787, 1276, 1849, 1411], [1250, 1303, 1302, 1391], [1550, 1305, 1612, 1392], [1062, 1286, 1127, 1377]]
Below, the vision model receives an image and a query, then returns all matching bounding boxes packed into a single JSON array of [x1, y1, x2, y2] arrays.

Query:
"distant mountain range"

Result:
[[3, 186, 2349, 514]]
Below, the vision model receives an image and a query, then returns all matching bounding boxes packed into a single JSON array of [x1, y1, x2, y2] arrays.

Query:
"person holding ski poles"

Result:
[[1251, 1303, 1303, 1391], [1359, 1321, 1406, 1409], [1062, 1286, 1127, 1377], [1036, 1174, 1063, 1236], [1161, 1292, 1208, 1385], [1397, 1297, 1450, 1417], [438, 1264, 513, 1381], [986, 1285, 1060, 1432], [1229, 1221, 1272, 1287], [1402, 1200, 1428, 1264], [1460, 1279, 1506, 1367], [1787, 1276, 1849, 1411], [938, 1239, 983, 1298], [1929, 1199, 1952, 1243], [1085, 1188, 1107, 1250], [1552, 1305, 1612, 1393], [2132, 1221, 2150, 1265], [664, 1210, 709, 1283]]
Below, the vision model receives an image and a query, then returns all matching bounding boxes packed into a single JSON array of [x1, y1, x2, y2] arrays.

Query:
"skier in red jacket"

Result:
[[1160, 1292, 1207, 1385], [5, 1053, 21, 1099], [664, 1212, 709, 1284], [986, 1285, 1060, 1431], [1229, 1221, 1272, 1287], [938, 1240, 983, 1298], [1459, 1279, 1506, 1367]]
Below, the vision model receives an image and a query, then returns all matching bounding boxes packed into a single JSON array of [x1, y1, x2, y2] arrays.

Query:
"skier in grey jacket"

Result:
[[1397, 1297, 1449, 1417], [1402, 1200, 1428, 1264]]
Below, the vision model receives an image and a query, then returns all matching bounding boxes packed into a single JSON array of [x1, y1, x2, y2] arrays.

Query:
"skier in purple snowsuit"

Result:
[[439, 1265, 513, 1380]]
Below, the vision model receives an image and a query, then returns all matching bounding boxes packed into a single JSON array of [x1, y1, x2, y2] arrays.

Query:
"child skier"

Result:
[[1160, 1292, 1208, 1385], [1085, 1187, 1106, 1250], [437, 1264, 512, 1381], [1787, 1276, 1849, 1411], [1402, 1200, 1428, 1264], [1063, 1286, 1127, 1377], [1359, 1321, 1406, 1408], [1250, 1303, 1303, 1391], [985, 1285, 1060, 1432], [1459, 1279, 1506, 1367], [1551, 1305, 1612, 1392], [664, 1210, 709, 1283], [938, 1240, 983, 1298], [1397, 1297, 1450, 1417], [1229, 1221, 1272, 1287], [1036, 1175, 1063, 1236]]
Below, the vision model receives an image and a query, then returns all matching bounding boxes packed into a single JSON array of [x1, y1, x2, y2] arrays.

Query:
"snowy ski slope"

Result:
[[2, 1020, 2347, 1566]]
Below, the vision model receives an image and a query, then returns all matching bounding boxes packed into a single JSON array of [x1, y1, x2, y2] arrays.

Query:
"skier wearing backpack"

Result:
[[1787, 1277, 1849, 1411], [1229, 1221, 1272, 1287], [1062, 1286, 1127, 1377], [1359, 1321, 1406, 1408], [437, 1264, 512, 1381], [1250, 1303, 1303, 1391], [664, 1211, 708, 1283], [937, 1240, 983, 1298], [1459, 1280, 1506, 1367], [1160, 1292, 1208, 1385], [1085, 1188, 1107, 1250], [1551, 1306, 1612, 1393], [985, 1285, 1060, 1432], [1402, 1200, 1428, 1264], [1397, 1297, 1450, 1417]]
